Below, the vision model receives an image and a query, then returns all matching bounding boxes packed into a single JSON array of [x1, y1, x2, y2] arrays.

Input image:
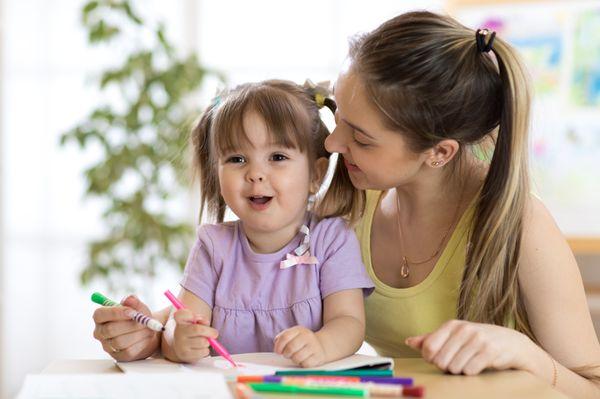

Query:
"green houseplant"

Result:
[[61, 0, 221, 291]]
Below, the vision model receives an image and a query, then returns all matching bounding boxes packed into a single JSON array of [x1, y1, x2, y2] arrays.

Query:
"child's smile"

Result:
[[247, 195, 273, 211]]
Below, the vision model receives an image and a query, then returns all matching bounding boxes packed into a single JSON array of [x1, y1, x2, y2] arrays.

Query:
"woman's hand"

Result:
[[274, 326, 327, 368], [172, 309, 219, 364], [405, 320, 535, 375], [92, 295, 161, 361]]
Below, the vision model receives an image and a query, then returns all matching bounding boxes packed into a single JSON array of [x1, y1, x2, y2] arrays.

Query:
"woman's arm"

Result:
[[516, 195, 600, 397], [407, 195, 600, 398]]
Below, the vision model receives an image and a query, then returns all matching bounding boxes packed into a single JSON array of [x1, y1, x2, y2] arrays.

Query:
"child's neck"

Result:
[[242, 216, 306, 254]]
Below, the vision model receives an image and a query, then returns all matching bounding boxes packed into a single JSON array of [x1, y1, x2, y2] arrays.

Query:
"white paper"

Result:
[[117, 353, 393, 378], [17, 372, 232, 399]]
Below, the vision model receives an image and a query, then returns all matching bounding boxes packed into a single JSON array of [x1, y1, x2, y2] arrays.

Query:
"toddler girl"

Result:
[[161, 80, 373, 368]]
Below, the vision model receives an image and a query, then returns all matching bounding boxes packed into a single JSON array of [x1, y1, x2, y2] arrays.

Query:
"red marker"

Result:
[[164, 289, 237, 367]]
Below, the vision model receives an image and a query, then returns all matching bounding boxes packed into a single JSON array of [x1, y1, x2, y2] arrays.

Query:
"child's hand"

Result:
[[274, 326, 326, 368], [173, 309, 218, 364]]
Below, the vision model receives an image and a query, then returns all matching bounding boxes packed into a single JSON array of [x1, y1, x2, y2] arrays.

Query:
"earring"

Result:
[[432, 160, 444, 167]]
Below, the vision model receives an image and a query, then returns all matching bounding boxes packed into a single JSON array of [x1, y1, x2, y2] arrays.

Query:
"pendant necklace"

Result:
[[395, 187, 465, 279]]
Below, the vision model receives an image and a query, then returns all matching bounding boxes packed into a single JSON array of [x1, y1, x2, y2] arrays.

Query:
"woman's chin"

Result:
[[347, 173, 370, 190]]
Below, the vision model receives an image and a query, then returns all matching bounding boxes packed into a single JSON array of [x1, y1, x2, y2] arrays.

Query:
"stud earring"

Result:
[[432, 160, 444, 167]]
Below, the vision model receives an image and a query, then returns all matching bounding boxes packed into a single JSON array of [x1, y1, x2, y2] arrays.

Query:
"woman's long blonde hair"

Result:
[[350, 11, 600, 380], [349, 11, 533, 336]]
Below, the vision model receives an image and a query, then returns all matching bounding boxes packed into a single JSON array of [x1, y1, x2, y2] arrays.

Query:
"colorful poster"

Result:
[[572, 9, 600, 106], [457, 3, 600, 236]]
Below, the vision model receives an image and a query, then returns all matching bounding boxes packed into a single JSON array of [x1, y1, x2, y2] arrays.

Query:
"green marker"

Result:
[[91, 292, 164, 332], [248, 383, 367, 397], [91, 292, 119, 307], [275, 369, 393, 377]]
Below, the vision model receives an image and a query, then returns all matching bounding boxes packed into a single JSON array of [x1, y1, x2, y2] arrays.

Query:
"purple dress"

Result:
[[180, 213, 374, 354]]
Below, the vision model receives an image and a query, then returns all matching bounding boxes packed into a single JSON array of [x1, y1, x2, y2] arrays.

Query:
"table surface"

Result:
[[42, 358, 569, 399]]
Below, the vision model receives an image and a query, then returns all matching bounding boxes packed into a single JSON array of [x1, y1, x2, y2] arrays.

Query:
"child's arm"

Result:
[[274, 288, 365, 367], [161, 287, 218, 363]]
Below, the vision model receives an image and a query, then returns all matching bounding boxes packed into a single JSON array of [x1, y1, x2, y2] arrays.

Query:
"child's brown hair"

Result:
[[190, 79, 362, 224]]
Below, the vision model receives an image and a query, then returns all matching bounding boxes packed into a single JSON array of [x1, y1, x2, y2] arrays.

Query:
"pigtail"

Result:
[[302, 81, 365, 224], [315, 153, 365, 225], [458, 36, 533, 336], [190, 102, 227, 223]]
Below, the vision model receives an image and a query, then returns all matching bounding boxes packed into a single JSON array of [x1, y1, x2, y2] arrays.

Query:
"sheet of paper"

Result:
[[117, 353, 393, 377], [16, 372, 232, 399]]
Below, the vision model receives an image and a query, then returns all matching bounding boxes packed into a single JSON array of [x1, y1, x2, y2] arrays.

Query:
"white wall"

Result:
[[0, 1, 444, 398]]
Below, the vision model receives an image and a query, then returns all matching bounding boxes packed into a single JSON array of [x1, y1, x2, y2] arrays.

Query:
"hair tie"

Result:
[[303, 79, 332, 109], [476, 28, 496, 53], [315, 93, 326, 108]]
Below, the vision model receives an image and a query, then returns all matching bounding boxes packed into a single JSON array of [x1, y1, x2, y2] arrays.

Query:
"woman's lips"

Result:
[[343, 158, 361, 172]]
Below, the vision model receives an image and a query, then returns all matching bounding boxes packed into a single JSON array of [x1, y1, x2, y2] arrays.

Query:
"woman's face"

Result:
[[325, 68, 429, 191]]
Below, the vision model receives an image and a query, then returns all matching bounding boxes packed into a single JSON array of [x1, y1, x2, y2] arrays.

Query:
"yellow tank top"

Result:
[[355, 190, 476, 357]]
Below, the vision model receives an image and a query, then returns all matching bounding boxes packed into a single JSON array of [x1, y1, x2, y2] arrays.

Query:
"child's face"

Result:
[[218, 111, 313, 238], [325, 68, 429, 191]]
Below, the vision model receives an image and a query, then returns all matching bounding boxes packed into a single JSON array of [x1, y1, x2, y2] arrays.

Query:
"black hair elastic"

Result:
[[476, 28, 496, 53], [323, 97, 337, 113]]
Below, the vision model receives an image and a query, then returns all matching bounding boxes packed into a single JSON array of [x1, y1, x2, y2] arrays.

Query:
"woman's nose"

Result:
[[325, 125, 348, 154]]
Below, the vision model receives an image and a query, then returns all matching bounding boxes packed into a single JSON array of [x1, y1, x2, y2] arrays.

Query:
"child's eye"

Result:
[[271, 153, 288, 162], [226, 155, 245, 164]]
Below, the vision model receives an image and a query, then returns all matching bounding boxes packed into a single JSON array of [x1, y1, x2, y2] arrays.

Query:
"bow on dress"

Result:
[[279, 225, 318, 269]]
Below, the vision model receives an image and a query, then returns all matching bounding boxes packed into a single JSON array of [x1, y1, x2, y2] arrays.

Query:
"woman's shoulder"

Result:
[[522, 194, 564, 244], [519, 193, 575, 276]]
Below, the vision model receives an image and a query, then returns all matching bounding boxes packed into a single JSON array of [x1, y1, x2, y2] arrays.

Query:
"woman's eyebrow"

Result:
[[341, 117, 376, 140]]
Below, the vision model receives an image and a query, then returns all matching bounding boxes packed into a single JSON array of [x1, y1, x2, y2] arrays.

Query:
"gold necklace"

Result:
[[395, 187, 465, 279]]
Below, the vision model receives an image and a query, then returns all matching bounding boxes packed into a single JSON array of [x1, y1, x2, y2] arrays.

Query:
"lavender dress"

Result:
[[180, 213, 374, 354]]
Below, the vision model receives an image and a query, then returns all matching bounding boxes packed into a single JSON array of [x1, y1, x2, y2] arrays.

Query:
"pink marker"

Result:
[[164, 289, 237, 367]]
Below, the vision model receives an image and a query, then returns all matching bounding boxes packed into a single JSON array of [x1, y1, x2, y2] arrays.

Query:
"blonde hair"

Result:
[[349, 10, 600, 381], [190, 79, 362, 224], [350, 11, 530, 333]]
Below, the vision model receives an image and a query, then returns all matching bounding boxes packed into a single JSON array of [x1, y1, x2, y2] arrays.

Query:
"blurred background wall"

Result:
[[1, 1, 599, 398]]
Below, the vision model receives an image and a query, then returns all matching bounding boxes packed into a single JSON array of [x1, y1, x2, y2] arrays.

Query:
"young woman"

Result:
[[323, 11, 600, 398]]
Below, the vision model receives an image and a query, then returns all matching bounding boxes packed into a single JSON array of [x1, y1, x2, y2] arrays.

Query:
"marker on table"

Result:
[[238, 375, 414, 386], [248, 382, 424, 398], [275, 369, 394, 377], [91, 292, 164, 332], [270, 380, 424, 398], [236, 383, 265, 399], [248, 383, 366, 397], [163, 289, 237, 368]]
